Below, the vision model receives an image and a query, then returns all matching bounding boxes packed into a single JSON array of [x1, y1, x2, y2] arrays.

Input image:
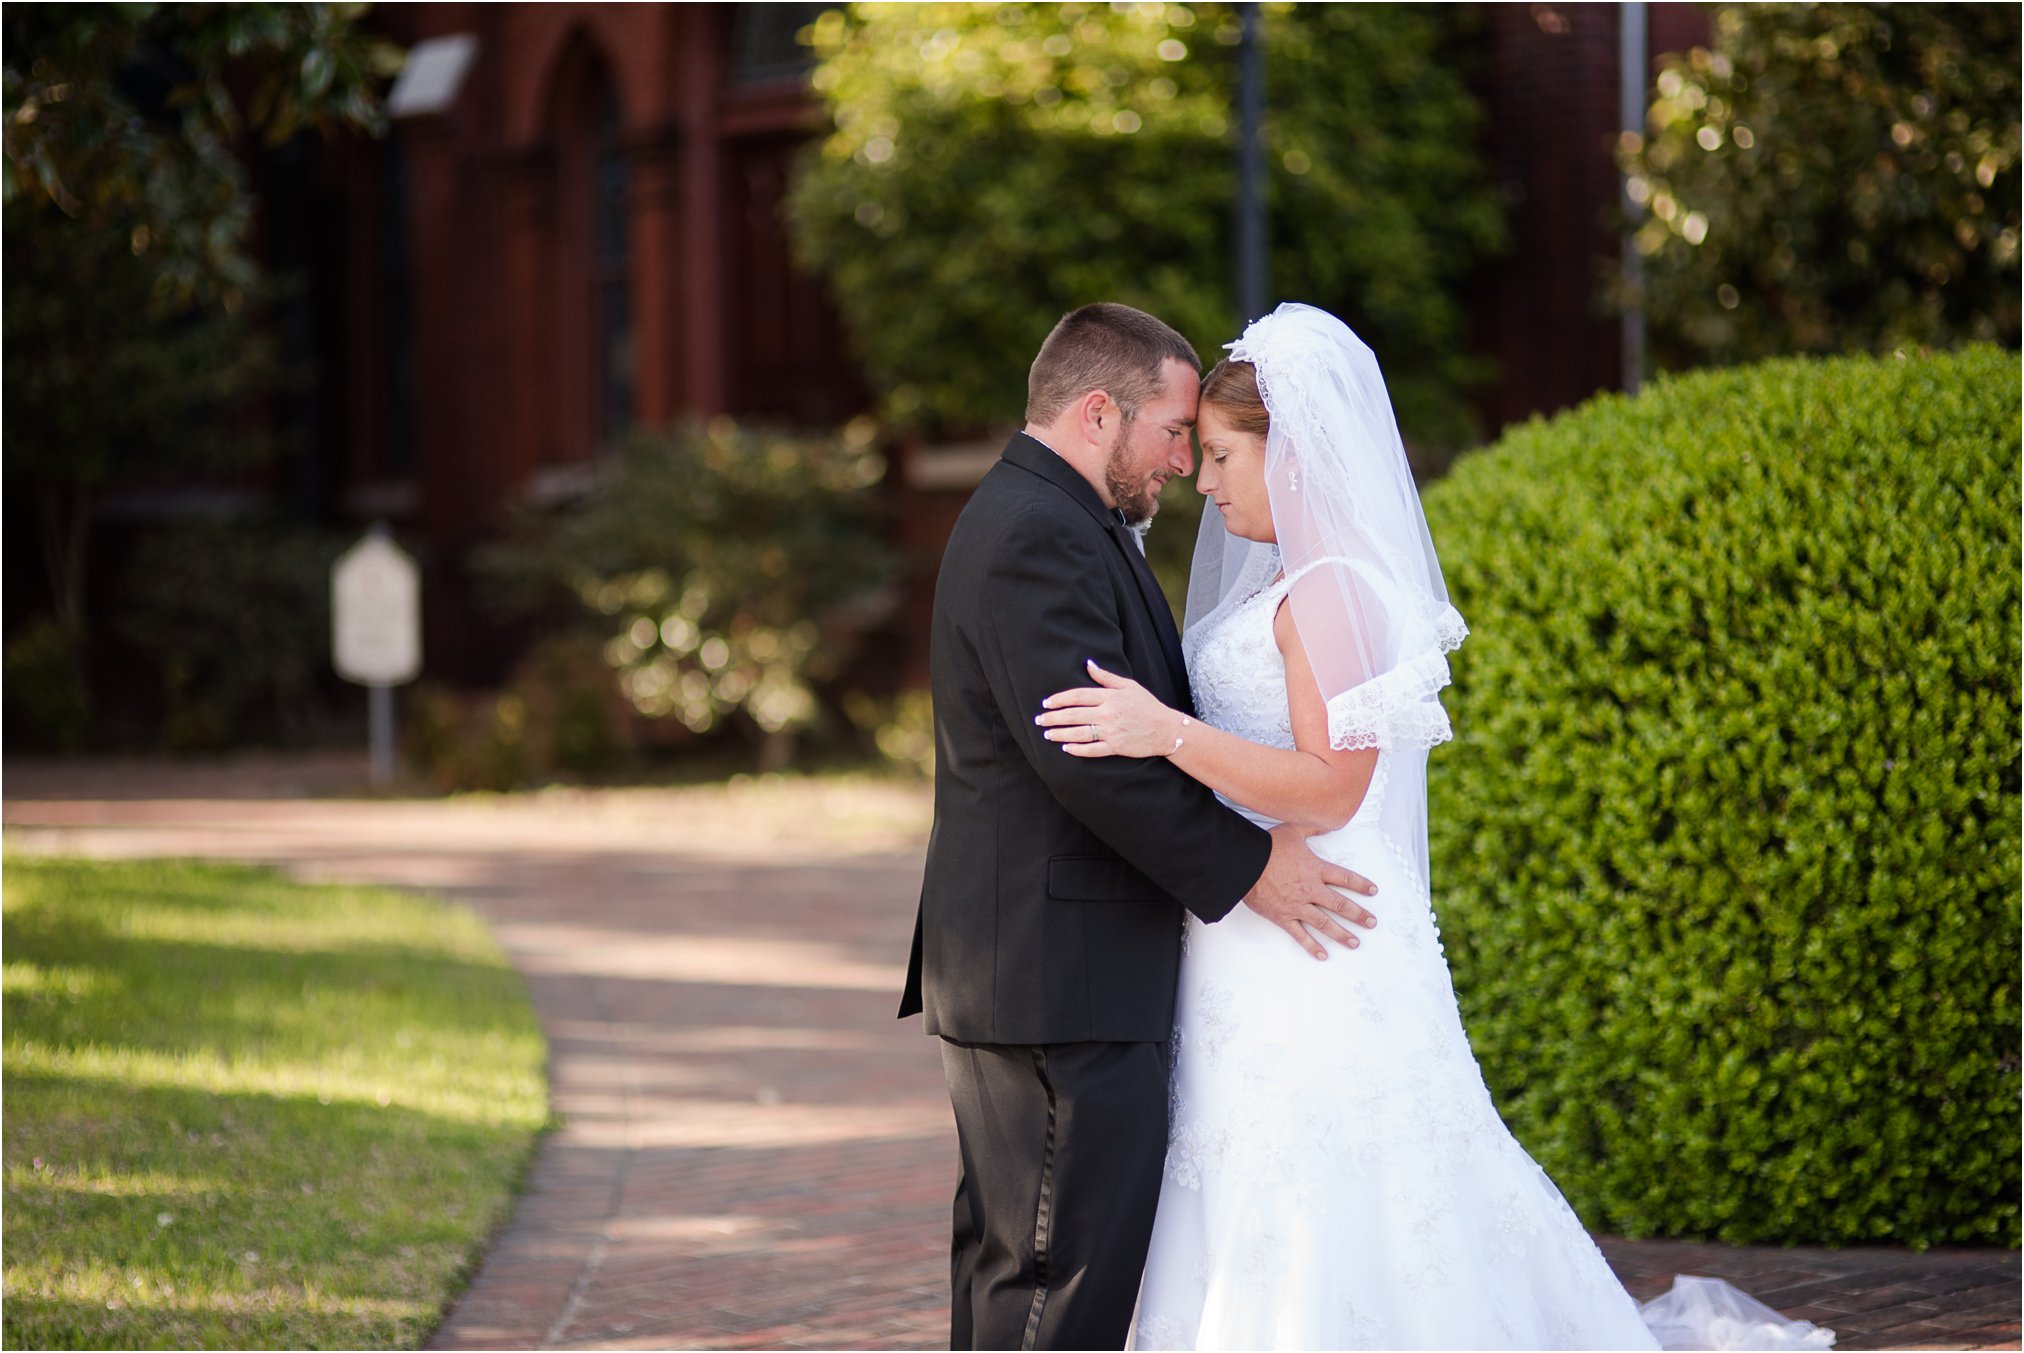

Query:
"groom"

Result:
[[900, 302, 1379, 1350]]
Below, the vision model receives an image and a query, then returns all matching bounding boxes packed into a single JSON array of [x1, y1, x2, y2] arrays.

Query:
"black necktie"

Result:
[[1109, 510, 1188, 692]]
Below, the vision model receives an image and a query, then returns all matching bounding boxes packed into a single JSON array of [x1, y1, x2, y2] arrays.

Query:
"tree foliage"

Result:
[[1621, 3, 2020, 369], [788, 2, 1504, 451], [3, 3, 400, 309], [2, 3, 394, 723], [4, 200, 280, 625]]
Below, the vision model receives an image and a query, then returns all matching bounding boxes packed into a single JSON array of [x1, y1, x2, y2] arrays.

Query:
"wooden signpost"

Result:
[[331, 525, 421, 787]]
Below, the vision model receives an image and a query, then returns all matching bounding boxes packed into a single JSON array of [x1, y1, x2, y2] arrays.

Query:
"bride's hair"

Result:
[[1200, 359, 1270, 436]]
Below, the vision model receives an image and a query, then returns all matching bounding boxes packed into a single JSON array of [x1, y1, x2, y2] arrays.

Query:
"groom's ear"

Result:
[[1076, 388, 1115, 446]]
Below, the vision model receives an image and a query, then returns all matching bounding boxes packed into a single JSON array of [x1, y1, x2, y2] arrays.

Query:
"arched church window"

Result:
[[548, 39, 634, 459], [591, 83, 632, 442]]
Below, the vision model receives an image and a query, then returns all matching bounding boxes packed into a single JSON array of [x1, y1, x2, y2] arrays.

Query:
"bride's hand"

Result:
[[1036, 660, 1187, 759]]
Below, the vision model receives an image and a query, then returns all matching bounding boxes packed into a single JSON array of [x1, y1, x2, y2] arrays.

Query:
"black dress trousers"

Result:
[[941, 1038, 1170, 1351]]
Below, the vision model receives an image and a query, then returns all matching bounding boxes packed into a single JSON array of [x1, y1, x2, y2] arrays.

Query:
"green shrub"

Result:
[[404, 685, 536, 795], [843, 688, 936, 778], [3, 617, 93, 753], [478, 417, 898, 772], [117, 519, 345, 749], [1422, 345, 2020, 1247], [404, 634, 639, 793]]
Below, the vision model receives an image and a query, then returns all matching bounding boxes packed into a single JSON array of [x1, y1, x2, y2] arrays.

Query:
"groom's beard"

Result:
[[1105, 423, 1165, 527]]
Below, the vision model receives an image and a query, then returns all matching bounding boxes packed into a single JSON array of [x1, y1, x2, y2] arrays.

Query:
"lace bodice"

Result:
[[1182, 566, 1388, 823], [1184, 571, 1298, 752]]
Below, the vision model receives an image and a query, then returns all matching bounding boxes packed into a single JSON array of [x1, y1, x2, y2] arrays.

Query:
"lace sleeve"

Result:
[[1324, 634, 1465, 751], [1276, 556, 1468, 752]]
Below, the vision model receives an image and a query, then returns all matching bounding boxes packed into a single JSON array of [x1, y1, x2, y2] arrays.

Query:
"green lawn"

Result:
[[2, 855, 550, 1350]]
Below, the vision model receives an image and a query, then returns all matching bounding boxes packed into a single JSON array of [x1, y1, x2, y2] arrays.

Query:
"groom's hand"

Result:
[[1244, 824, 1378, 960]]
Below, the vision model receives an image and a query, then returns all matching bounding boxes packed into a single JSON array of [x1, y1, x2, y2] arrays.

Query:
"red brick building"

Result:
[[319, 20, 829, 504], [289, 2, 1705, 684]]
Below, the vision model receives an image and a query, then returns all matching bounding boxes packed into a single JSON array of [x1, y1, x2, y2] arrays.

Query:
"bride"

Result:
[[1035, 304, 1832, 1351]]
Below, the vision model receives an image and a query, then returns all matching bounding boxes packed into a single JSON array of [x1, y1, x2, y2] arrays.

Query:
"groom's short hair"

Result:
[[1026, 303, 1201, 427]]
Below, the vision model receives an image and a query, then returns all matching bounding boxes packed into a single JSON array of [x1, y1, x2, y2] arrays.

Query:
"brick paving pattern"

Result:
[[1602, 1239, 2019, 1351], [6, 757, 2017, 1351]]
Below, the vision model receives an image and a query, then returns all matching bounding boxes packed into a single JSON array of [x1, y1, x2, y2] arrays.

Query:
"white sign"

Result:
[[332, 533, 421, 686]]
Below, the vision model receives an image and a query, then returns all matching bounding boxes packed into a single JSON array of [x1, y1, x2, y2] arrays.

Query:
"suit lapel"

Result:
[[1000, 434, 1192, 700], [1110, 520, 1189, 697]]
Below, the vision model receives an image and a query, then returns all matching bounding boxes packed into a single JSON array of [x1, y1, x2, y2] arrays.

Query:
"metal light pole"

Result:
[[1620, 1, 1648, 394], [1236, 1, 1267, 325]]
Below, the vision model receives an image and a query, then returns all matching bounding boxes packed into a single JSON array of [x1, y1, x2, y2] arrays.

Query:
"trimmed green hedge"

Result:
[[1423, 346, 2021, 1247]]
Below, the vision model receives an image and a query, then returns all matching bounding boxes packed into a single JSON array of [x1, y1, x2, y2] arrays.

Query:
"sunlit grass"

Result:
[[3, 855, 550, 1350]]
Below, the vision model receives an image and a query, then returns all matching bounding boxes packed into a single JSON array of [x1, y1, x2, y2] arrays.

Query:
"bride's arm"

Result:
[[1037, 599, 1378, 831]]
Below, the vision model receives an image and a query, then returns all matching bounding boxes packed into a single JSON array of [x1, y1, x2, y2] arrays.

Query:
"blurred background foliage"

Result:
[[3, 3, 400, 309], [117, 519, 348, 752], [476, 418, 900, 777], [2, 202, 282, 626], [403, 633, 641, 794], [2, 3, 394, 752], [1619, 3, 2020, 369], [788, 1, 1505, 453]]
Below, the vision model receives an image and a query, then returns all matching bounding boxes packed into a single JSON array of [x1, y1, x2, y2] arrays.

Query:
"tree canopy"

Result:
[[3, 4, 395, 641], [4, 4, 396, 755], [4, 3, 399, 310], [1621, 3, 2020, 369], [788, 2, 1505, 452]]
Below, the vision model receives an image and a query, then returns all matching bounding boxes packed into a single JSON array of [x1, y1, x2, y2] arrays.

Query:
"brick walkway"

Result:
[[5, 758, 2017, 1351]]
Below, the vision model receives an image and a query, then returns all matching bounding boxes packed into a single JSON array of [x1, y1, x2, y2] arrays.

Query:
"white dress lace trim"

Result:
[[1187, 556, 1468, 752]]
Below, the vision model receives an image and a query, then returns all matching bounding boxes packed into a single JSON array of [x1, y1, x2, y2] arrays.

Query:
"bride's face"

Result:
[[1195, 405, 1274, 543]]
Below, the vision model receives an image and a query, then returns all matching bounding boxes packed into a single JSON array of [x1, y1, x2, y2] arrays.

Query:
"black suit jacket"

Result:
[[900, 433, 1273, 1044]]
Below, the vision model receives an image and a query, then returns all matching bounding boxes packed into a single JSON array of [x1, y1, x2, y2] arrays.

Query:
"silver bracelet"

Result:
[[1170, 714, 1193, 755]]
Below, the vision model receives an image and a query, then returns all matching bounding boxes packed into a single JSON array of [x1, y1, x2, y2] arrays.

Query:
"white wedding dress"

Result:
[[1129, 569, 1835, 1352]]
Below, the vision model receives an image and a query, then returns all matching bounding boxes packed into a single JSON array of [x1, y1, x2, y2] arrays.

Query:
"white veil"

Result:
[[1184, 302, 1467, 891]]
